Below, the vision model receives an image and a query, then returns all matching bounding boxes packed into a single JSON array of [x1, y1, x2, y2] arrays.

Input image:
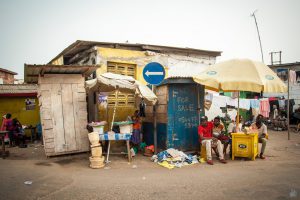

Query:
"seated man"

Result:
[[12, 118, 26, 147], [250, 114, 268, 159], [213, 116, 230, 156], [228, 115, 243, 134], [227, 115, 243, 157], [198, 116, 227, 165]]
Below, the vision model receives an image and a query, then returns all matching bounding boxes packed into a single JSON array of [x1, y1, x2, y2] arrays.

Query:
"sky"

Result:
[[0, 0, 299, 79]]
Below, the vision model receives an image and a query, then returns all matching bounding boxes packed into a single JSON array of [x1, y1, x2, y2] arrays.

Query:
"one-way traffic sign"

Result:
[[143, 62, 165, 85]]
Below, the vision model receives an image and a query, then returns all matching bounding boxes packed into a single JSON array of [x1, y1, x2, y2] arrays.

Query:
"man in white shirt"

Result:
[[251, 114, 268, 159]]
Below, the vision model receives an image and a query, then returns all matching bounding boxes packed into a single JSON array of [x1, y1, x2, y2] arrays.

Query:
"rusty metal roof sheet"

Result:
[[0, 84, 37, 94], [49, 40, 222, 64], [0, 68, 18, 75], [24, 64, 98, 83]]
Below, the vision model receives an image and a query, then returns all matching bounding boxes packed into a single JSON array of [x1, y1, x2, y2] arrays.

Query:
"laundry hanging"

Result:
[[260, 98, 270, 118]]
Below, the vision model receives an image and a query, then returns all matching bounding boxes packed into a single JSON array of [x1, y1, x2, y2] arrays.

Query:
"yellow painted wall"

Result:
[[50, 56, 64, 65], [0, 97, 40, 136], [96, 47, 168, 127], [97, 47, 161, 85]]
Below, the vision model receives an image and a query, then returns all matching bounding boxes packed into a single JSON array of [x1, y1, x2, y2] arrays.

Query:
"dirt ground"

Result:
[[0, 130, 300, 200]]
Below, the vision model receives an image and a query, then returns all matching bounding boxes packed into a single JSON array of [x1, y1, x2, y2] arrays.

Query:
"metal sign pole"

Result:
[[143, 62, 165, 154], [152, 85, 157, 154]]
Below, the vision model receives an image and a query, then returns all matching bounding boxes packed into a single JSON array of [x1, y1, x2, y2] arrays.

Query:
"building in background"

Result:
[[0, 84, 40, 137], [0, 68, 17, 84], [268, 62, 300, 111]]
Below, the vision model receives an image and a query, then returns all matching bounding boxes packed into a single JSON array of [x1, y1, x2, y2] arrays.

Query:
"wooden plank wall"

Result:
[[144, 85, 168, 124], [38, 74, 89, 156]]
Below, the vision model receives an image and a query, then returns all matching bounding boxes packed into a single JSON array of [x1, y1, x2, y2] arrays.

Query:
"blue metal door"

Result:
[[168, 84, 200, 151]]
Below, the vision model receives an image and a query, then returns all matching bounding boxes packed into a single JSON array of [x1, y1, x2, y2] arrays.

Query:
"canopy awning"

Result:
[[85, 73, 157, 105]]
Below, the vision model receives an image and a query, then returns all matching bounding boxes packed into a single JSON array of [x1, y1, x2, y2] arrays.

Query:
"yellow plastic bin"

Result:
[[231, 133, 258, 161]]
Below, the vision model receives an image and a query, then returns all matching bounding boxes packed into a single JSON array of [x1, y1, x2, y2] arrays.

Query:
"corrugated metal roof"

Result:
[[0, 68, 18, 75], [269, 62, 300, 68], [24, 64, 98, 83], [0, 84, 37, 94], [167, 63, 209, 78], [49, 40, 222, 64]]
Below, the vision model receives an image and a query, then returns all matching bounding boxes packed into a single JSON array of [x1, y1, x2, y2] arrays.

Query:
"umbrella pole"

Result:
[[111, 90, 119, 131], [288, 68, 290, 140], [236, 91, 240, 133]]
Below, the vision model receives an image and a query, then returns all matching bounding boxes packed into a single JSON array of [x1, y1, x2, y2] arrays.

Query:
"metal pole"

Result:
[[197, 85, 200, 125], [251, 10, 264, 63], [279, 51, 282, 64], [288, 68, 290, 140], [152, 85, 157, 154], [236, 91, 240, 133], [270, 52, 273, 65]]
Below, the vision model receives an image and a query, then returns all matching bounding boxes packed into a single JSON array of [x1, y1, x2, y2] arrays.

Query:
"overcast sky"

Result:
[[0, 0, 299, 79]]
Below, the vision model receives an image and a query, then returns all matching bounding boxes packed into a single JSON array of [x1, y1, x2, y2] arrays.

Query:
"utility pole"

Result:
[[251, 10, 264, 63]]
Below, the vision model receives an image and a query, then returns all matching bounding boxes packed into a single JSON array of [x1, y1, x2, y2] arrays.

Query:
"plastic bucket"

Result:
[[92, 125, 104, 135], [119, 124, 133, 134]]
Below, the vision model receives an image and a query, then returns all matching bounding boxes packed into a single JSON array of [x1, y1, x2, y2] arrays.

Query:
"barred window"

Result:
[[107, 62, 136, 107]]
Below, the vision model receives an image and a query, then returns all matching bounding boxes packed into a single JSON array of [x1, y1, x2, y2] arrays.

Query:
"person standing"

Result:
[[4, 113, 14, 147], [198, 116, 227, 165], [130, 110, 141, 146], [251, 114, 268, 159]]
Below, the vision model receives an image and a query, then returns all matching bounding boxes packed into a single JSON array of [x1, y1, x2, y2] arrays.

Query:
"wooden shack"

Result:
[[25, 64, 97, 156], [143, 78, 205, 152]]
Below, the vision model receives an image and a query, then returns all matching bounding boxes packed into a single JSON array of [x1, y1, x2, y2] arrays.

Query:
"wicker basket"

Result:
[[89, 156, 105, 169], [88, 132, 100, 146], [91, 146, 102, 157]]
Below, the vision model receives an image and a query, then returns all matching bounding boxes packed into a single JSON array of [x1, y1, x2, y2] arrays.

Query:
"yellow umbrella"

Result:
[[193, 58, 287, 131]]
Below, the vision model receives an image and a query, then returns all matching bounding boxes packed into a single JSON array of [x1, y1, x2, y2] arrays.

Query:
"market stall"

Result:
[[85, 72, 157, 162], [193, 58, 287, 160]]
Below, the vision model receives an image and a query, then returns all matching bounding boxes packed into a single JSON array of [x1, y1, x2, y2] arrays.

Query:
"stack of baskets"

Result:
[[88, 132, 105, 169]]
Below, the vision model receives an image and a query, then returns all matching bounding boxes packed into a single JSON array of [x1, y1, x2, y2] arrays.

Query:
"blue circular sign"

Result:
[[143, 62, 165, 85]]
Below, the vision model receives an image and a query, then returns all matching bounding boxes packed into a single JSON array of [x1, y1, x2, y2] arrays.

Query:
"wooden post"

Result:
[[111, 89, 119, 131]]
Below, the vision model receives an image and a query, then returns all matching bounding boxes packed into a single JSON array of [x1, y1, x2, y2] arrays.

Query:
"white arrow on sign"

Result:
[[145, 70, 164, 77]]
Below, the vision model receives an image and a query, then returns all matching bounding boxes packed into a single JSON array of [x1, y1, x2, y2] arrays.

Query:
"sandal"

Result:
[[219, 159, 227, 164], [207, 160, 214, 165]]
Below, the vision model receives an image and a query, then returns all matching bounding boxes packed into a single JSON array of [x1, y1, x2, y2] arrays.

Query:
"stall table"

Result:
[[0, 131, 9, 159], [99, 132, 132, 163], [231, 132, 258, 161], [24, 126, 37, 142]]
